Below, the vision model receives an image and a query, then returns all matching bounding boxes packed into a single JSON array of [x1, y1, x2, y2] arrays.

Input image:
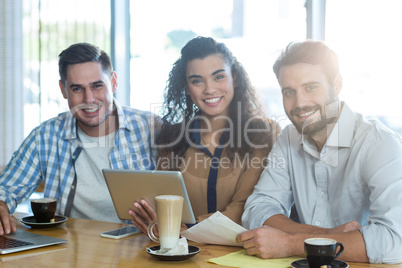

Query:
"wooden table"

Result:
[[2, 212, 401, 268]]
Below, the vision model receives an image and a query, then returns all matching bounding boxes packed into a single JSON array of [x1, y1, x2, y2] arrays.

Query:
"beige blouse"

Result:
[[159, 145, 271, 225]]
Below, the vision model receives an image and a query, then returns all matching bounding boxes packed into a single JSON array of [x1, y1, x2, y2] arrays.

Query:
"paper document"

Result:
[[181, 211, 248, 246]]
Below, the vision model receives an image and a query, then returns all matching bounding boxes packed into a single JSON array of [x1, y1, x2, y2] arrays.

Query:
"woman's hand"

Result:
[[129, 199, 157, 235]]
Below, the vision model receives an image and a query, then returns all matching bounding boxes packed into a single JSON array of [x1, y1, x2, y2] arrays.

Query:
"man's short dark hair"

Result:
[[58, 43, 113, 84], [273, 40, 340, 85]]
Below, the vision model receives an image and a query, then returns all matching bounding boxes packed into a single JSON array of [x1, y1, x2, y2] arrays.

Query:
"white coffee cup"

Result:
[[147, 195, 183, 251]]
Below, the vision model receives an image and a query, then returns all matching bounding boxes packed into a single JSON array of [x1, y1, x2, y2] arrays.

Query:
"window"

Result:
[[23, 0, 111, 136], [129, 0, 306, 128], [326, 0, 402, 135], [23, 0, 402, 135], [13, 0, 402, 149]]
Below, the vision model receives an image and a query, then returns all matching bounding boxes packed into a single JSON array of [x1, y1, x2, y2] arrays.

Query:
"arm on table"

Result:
[[0, 131, 42, 234], [237, 214, 368, 262], [357, 131, 402, 263], [265, 214, 361, 234]]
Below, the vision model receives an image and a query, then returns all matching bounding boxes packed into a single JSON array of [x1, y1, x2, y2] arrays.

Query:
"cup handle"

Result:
[[147, 220, 159, 243], [334, 242, 344, 258]]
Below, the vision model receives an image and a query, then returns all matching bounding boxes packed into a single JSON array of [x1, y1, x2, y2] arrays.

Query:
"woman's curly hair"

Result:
[[157, 36, 278, 169]]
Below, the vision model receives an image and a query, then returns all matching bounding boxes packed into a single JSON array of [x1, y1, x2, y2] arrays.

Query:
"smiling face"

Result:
[[279, 63, 342, 137], [59, 61, 118, 137], [185, 54, 234, 119]]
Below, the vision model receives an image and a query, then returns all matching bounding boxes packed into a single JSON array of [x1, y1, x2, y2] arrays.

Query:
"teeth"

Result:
[[299, 110, 316, 117], [204, 97, 221, 103], [83, 107, 99, 113]]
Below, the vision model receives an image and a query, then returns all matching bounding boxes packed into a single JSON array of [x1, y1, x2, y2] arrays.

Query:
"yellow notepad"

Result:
[[207, 249, 301, 268]]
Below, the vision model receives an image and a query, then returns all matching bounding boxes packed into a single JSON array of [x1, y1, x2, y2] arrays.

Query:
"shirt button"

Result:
[[320, 191, 324, 197], [71, 185, 75, 189], [315, 221, 320, 226]]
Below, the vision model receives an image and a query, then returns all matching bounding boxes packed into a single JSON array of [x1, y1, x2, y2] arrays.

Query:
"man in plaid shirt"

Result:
[[0, 43, 158, 234]]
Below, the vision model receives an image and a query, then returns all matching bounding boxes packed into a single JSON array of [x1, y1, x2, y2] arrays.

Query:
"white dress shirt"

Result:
[[242, 103, 402, 264]]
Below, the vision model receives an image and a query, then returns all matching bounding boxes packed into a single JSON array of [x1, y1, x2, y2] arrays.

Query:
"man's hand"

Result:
[[0, 201, 17, 235], [236, 226, 297, 259], [327, 221, 361, 234], [237, 220, 368, 262]]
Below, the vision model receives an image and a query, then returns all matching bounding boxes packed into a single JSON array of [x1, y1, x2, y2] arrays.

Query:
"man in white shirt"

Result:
[[237, 40, 402, 263]]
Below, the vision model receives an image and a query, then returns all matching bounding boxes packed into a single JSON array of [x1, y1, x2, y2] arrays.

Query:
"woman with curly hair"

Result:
[[130, 36, 280, 233]]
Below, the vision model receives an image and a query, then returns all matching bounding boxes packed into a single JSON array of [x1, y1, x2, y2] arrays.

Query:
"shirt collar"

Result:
[[326, 102, 355, 148], [114, 98, 130, 131], [299, 102, 356, 164], [188, 116, 230, 147], [189, 118, 202, 145], [298, 102, 355, 148]]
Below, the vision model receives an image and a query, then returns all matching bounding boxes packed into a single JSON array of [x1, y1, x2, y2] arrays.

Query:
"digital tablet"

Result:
[[102, 169, 196, 224]]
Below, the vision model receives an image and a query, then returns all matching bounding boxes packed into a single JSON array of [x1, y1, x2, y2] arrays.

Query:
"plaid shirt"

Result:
[[0, 99, 158, 216]]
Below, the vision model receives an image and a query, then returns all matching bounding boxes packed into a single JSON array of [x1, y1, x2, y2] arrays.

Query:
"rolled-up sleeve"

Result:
[[242, 134, 293, 230], [0, 129, 42, 213], [360, 130, 402, 264]]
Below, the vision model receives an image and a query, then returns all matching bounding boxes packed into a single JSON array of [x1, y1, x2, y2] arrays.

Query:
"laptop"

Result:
[[0, 229, 66, 254], [102, 169, 196, 224]]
